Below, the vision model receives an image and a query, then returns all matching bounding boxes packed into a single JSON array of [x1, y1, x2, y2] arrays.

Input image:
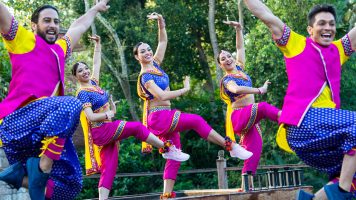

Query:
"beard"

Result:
[[36, 28, 58, 44]]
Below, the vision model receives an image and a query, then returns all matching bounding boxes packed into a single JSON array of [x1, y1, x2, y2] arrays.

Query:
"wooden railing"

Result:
[[84, 150, 309, 192]]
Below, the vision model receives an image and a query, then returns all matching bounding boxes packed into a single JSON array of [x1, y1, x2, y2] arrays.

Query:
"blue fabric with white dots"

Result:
[[222, 66, 252, 102], [140, 62, 169, 99], [76, 80, 109, 112], [287, 107, 356, 180], [0, 96, 83, 200]]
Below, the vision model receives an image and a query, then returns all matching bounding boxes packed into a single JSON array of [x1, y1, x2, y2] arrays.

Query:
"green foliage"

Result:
[[1, 0, 356, 198]]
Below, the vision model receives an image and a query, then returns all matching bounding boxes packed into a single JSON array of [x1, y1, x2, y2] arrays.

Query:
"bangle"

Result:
[[257, 88, 262, 94]]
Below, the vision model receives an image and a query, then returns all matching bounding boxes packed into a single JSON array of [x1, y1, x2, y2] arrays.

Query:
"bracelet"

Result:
[[105, 112, 108, 119], [257, 88, 262, 94]]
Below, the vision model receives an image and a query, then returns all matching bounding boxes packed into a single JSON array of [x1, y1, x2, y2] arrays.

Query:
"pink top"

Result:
[[0, 17, 71, 119], [275, 26, 353, 126]]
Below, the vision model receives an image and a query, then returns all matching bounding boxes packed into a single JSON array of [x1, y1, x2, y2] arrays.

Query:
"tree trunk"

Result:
[[208, 0, 223, 83], [195, 29, 218, 119], [238, 0, 244, 27], [83, 0, 139, 121]]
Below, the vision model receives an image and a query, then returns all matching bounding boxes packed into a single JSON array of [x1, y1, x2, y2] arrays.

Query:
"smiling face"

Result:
[[75, 63, 91, 83], [218, 50, 235, 72], [134, 43, 154, 64], [31, 8, 59, 44], [307, 12, 336, 46]]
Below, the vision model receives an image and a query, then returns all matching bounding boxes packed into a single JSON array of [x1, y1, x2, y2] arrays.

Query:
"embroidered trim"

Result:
[[275, 25, 291, 46], [1, 17, 18, 41], [62, 35, 72, 59], [341, 35, 354, 57], [241, 103, 259, 134], [148, 106, 171, 114], [112, 121, 127, 142], [83, 102, 92, 109], [168, 111, 181, 133]]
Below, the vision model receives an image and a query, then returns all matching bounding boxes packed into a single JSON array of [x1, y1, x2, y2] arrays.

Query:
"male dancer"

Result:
[[243, 1, 356, 199], [0, 1, 110, 199]]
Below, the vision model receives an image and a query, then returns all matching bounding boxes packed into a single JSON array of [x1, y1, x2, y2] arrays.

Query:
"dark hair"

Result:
[[216, 50, 224, 64], [72, 62, 88, 76], [133, 42, 144, 56], [307, 4, 336, 26], [31, 5, 59, 23]]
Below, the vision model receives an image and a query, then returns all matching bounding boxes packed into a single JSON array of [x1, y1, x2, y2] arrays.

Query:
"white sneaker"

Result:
[[162, 145, 190, 162], [229, 144, 253, 160]]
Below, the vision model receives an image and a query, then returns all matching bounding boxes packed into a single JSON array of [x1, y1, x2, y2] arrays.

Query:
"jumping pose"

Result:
[[73, 35, 189, 200], [218, 20, 281, 191], [134, 12, 253, 199], [243, 1, 356, 199], [0, 1, 110, 199]]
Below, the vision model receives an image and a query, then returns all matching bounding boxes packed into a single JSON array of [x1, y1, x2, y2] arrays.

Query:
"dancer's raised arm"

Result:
[[243, 0, 284, 39], [347, 26, 356, 50], [90, 35, 101, 81], [65, 0, 110, 49], [223, 21, 245, 68], [148, 12, 167, 64], [0, 2, 13, 34]]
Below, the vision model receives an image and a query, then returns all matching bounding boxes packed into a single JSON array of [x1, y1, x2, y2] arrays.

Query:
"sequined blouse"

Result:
[[222, 66, 253, 102], [140, 61, 170, 100]]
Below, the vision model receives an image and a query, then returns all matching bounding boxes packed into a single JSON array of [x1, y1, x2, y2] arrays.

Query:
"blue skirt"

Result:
[[0, 96, 82, 200], [287, 108, 356, 180]]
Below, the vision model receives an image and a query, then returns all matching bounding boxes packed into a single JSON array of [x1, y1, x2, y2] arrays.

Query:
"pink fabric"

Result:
[[0, 35, 66, 119], [232, 102, 280, 173], [98, 141, 119, 190], [45, 179, 55, 199], [42, 137, 66, 160], [91, 120, 150, 189], [91, 120, 150, 146], [148, 110, 212, 180], [280, 38, 341, 126]]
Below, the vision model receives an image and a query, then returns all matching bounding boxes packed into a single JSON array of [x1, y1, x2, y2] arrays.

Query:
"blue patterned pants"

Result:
[[287, 108, 356, 180], [0, 96, 82, 200]]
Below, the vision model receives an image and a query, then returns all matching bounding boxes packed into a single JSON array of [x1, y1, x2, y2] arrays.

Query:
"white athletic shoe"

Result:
[[229, 144, 253, 160], [162, 145, 190, 162]]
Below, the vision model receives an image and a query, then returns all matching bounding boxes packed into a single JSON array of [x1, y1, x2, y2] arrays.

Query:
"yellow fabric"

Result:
[[136, 73, 153, 153], [277, 30, 306, 58], [3, 24, 68, 56], [276, 86, 336, 154], [39, 136, 60, 157], [3, 25, 35, 54], [333, 39, 350, 66], [312, 85, 336, 108], [219, 76, 236, 142], [81, 111, 102, 175]]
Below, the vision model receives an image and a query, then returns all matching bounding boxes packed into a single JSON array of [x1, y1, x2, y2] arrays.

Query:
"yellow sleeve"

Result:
[[1, 17, 35, 54], [274, 26, 306, 58], [333, 34, 354, 66], [55, 35, 72, 59]]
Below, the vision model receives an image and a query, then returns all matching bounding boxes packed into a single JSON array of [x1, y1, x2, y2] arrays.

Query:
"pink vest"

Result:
[[0, 35, 65, 119], [280, 38, 341, 126]]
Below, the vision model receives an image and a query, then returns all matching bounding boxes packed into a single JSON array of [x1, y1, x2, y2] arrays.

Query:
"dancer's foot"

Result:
[[26, 157, 49, 200], [296, 189, 314, 200], [324, 183, 353, 200], [0, 162, 25, 189], [229, 144, 253, 160], [162, 145, 190, 162]]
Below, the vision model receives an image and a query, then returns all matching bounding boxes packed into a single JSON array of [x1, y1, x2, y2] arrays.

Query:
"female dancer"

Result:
[[73, 35, 189, 200], [134, 13, 253, 199], [218, 21, 281, 191]]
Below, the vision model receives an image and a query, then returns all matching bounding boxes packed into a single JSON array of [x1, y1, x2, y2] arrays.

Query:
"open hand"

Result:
[[88, 35, 101, 44], [94, 0, 110, 12], [223, 20, 242, 31], [147, 12, 162, 20], [183, 76, 190, 91], [259, 80, 271, 94]]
